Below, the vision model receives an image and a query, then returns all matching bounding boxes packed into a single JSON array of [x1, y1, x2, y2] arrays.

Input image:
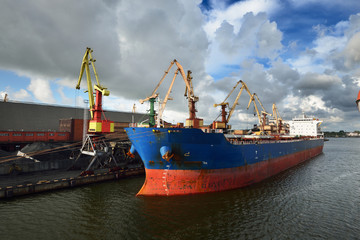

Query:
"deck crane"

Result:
[[246, 93, 271, 133], [139, 59, 202, 128], [213, 80, 241, 127], [73, 47, 118, 175], [246, 94, 262, 128], [213, 80, 252, 129], [252, 93, 271, 117], [252, 93, 272, 125], [272, 103, 282, 134], [184, 70, 202, 128], [138, 61, 174, 127]]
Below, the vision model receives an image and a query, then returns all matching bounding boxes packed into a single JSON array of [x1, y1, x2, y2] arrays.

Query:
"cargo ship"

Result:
[[125, 114, 324, 196], [126, 63, 324, 196]]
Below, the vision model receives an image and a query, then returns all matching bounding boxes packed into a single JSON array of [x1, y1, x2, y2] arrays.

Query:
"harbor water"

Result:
[[1, 138, 359, 239]]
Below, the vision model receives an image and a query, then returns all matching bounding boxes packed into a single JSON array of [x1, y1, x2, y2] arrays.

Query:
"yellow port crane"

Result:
[[76, 47, 114, 133], [72, 47, 118, 176], [213, 80, 252, 129], [139, 59, 202, 128]]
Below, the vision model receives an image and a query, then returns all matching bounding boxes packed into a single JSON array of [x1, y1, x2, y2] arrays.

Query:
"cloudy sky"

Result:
[[1, 0, 360, 131]]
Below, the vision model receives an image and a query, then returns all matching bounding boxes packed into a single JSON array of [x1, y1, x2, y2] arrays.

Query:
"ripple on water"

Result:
[[1, 138, 360, 239]]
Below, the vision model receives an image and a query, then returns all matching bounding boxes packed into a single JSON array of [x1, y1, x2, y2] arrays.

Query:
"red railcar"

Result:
[[0, 131, 70, 143]]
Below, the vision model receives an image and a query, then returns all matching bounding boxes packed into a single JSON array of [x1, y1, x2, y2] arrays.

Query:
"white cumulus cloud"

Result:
[[27, 78, 55, 103], [14, 89, 31, 100], [203, 0, 280, 39]]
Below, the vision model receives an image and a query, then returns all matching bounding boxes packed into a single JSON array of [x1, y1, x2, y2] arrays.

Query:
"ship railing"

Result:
[[226, 138, 306, 145]]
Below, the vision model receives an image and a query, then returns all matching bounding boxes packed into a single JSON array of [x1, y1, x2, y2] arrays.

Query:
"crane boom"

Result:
[[158, 69, 179, 124], [140, 59, 196, 104], [139, 61, 175, 104], [174, 60, 195, 100], [272, 103, 281, 121], [253, 93, 272, 116], [88, 50, 100, 86], [152, 61, 175, 96], [227, 87, 244, 123], [77, 48, 95, 115], [247, 93, 272, 133], [227, 80, 253, 122], [214, 80, 241, 108], [212, 80, 253, 129], [247, 94, 262, 125]]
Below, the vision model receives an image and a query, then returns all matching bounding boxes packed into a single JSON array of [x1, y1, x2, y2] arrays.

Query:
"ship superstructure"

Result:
[[287, 114, 323, 137]]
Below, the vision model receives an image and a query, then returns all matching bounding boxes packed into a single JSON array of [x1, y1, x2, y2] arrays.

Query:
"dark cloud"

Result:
[[268, 60, 300, 85], [0, 0, 209, 115], [0, 0, 119, 79], [296, 73, 341, 92], [321, 75, 360, 111]]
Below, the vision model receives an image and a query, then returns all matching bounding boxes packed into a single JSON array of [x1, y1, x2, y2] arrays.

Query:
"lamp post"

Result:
[[83, 100, 89, 144]]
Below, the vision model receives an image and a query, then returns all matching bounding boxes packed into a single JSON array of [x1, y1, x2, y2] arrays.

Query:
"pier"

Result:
[[0, 167, 144, 199]]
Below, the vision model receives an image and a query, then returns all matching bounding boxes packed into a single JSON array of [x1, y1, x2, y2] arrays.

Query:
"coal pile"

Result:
[[19, 142, 74, 162], [0, 149, 31, 165], [0, 149, 15, 158]]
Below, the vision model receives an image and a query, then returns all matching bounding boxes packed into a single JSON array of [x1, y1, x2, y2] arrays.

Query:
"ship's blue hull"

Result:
[[125, 127, 324, 196]]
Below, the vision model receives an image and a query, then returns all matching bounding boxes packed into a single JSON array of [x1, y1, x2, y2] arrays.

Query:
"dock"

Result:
[[0, 99, 147, 199], [0, 166, 144, 199]]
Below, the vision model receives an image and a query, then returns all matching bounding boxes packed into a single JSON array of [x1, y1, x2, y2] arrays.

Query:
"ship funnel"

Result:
[[357, 90, 360, 112]]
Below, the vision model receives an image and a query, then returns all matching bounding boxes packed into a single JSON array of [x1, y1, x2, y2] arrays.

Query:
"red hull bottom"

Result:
[[137, 146, 323, 196]]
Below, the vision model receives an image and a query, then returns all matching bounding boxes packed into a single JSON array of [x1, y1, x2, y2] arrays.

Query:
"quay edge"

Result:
[[0, 167, 144, 199]]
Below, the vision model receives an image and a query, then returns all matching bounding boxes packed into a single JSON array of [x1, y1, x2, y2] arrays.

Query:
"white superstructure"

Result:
[[287, 114, 323, 137]]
